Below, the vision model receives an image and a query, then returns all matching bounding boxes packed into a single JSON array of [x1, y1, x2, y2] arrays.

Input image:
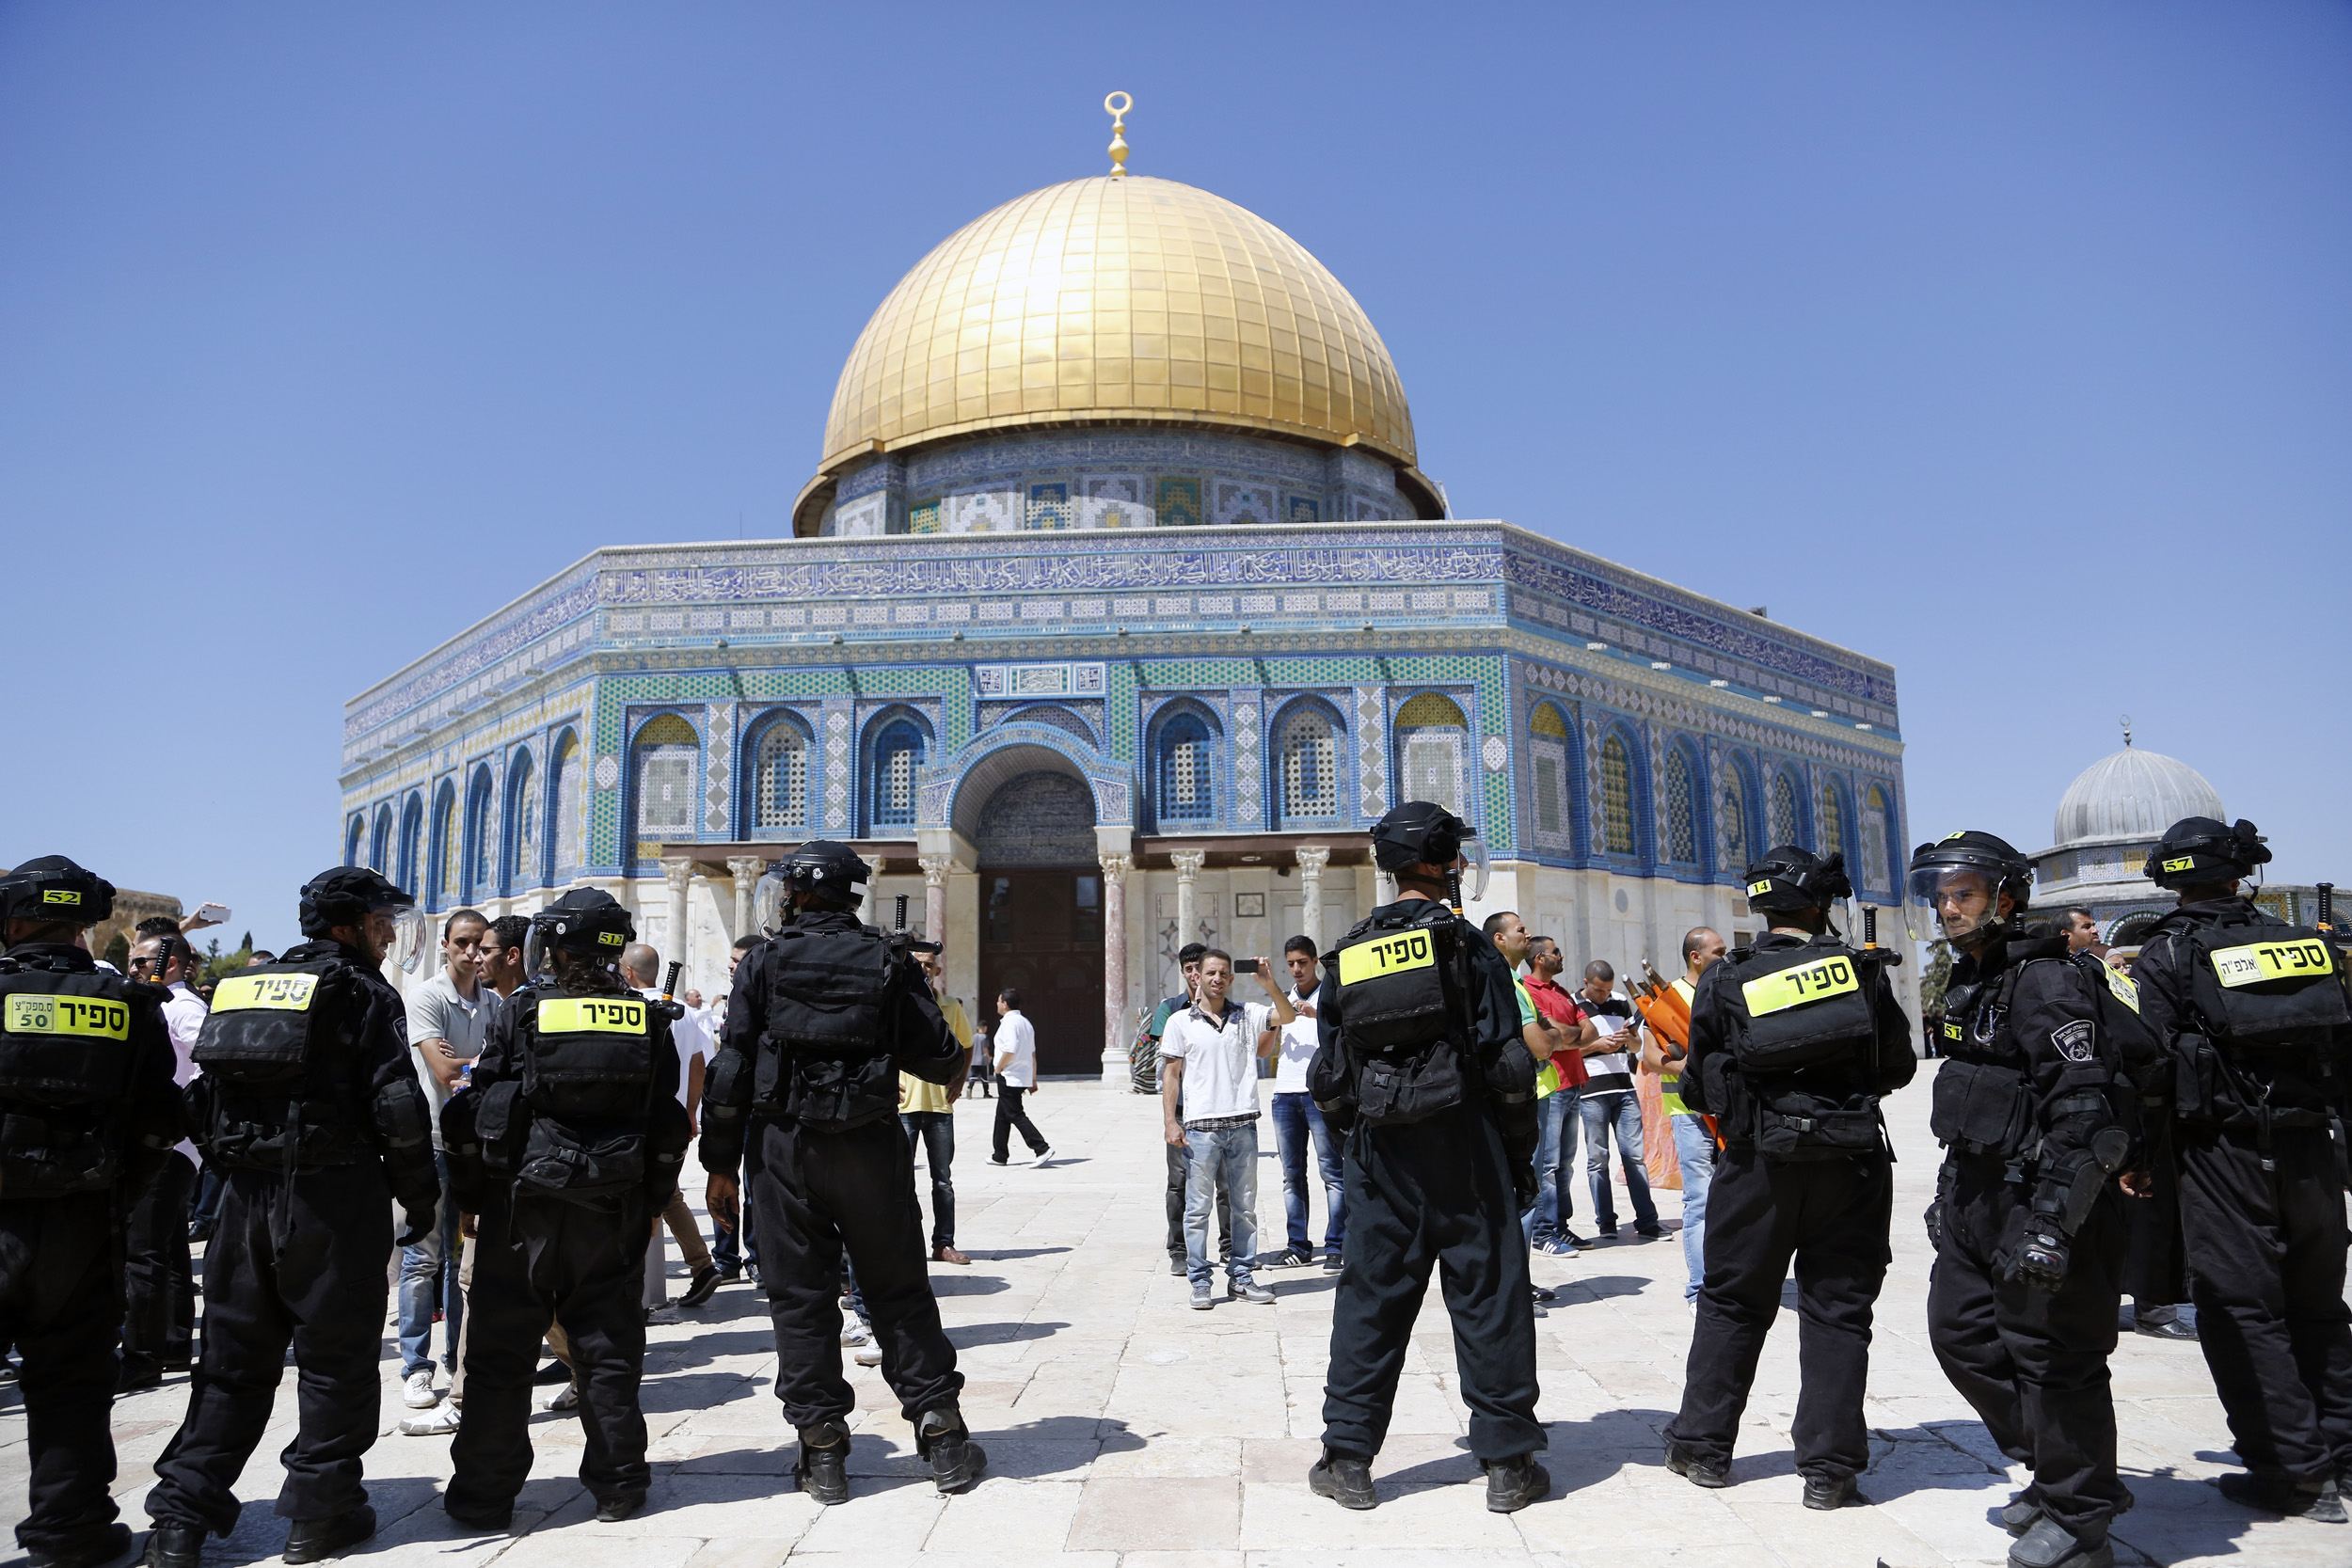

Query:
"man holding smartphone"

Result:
[[1161, 952, 1294, 1308]]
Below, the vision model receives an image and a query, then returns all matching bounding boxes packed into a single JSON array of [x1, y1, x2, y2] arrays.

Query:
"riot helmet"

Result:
[[1906, 832, 2032, 947], [0, 855, 116, 933], [523, 888, 636, 978], [298, 865, 429, 972], [1370, 800, 1489, 902], [1743, 846, 1852, 913], [2144, 816, 2269, 892], [753, 840, 871, 933]]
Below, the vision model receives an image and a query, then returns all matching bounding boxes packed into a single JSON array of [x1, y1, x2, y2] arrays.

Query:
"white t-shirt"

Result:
[[162, 982, 207, 1160], [1581, 995, 1637, 1091], [1272, 986, 1318, 1094], [1162, 1000, 1273, 1123], [993, 1009, 1037, 1087], [640, 987, 709, 1105]]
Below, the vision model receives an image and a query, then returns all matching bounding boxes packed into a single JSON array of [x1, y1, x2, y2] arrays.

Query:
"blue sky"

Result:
[[4, 2, 2346, 951]]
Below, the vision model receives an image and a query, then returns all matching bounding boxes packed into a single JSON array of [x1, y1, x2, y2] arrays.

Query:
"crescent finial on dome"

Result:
[[1104, 91, 1132, 177]]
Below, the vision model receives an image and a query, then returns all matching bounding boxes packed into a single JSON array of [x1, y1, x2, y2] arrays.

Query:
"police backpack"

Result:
[[495, 989, 685, 1206], [0, 959, 140, 1195], [2165, 911, 2349, 1123], [1317, 912, 1467, 1128], [1721, 938, 1890, 1161], [755, 925, 904, 1132], [191, 958, 369, 1167]]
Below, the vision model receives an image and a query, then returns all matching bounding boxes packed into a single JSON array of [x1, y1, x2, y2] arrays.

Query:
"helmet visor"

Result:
[[753, 870, 791, 936], [386, 905, 431, 975], [1454, 829, 1489, 906], [1907, 863, 2005, 944]]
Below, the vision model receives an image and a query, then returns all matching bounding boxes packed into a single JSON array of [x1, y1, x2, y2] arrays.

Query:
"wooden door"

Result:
[[977, 868, 1104, 1077]]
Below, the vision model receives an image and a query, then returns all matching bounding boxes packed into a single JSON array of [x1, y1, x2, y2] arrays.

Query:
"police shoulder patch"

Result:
[[2050, 1019, 2096, 1063]]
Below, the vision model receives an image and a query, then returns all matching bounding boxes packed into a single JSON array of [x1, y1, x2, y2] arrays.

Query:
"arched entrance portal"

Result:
[[973, 768, 1102, 1077]]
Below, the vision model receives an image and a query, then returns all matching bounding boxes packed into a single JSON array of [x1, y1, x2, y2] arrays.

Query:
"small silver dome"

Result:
[[2051, 747, 2224, 850]]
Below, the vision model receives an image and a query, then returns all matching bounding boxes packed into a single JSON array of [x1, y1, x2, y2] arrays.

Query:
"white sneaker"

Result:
[[840, 1318, 872, 1348], [402, 1369, 440, 1409], [1031, 1146, 1056, 1166], [853, 1343, 883, 1368], [398, 1404, 461, 1436]]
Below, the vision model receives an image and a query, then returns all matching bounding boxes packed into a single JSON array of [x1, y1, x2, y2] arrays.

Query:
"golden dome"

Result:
[[811, 173, 1422, 486]]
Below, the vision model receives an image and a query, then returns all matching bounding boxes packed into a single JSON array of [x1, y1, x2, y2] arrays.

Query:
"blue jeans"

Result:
[[902, 1111, 956, 1250], [1520, 1088, 1582, 1244], [1270, 1092, 1343, 1254], [1579, 1089, 1659, 1231], [1672, 1113, 1715, 1301], [1184, 1123, 1259, 1289], [397, 1150, 462, 1376]]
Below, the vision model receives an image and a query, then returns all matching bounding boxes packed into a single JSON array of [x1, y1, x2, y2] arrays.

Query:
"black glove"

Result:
[[2010, 1225, 2069, 1290], [394, 1182, 440, 1249], [1923, 1199, 1945, 1254]]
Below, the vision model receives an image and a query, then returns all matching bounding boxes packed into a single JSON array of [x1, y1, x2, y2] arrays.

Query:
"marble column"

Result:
[[919, 855, 953, 944], [1099, 853, 1134, 1085], [660, 857, 695, 977], [726, 855, 766, 941], [1171, 848, 1205, 949], [1294, 845, 1330, 950]]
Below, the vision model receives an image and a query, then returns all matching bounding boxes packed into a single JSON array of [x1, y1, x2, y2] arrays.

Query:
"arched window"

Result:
[[1664, 747, 1697, 863], [1529, 703, 1572, 848], [1720, 767, 1750, 870], [465, 768, 494, 897], [1278, 707, 1338, 820], [551, 730, 586, 880], [1395, 692, 1467, 816], [1769, 770, 1801, 848], [397, 796, 423, 895], [870, 720, 924, 829], [434, 784, 460, 909], [372, 804, 394, 874], [1158, 712, 1215, 821], [753, 721, 809, 832], [507, 751, 539, 888], [1599, 733, 1636, 855], [1863, 784, 1894, 894], [344, 816, 364, 866], [634, 714, 701, 850], [1817, 780, 1846, 860]]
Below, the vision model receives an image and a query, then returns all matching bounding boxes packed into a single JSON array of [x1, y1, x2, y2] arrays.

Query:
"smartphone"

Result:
[[192, 902, 231, 926], [1234, 958, 1261, 974]]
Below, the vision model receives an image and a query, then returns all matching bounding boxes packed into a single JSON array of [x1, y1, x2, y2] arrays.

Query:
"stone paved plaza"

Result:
[[8, 1065, 2349, 1568]]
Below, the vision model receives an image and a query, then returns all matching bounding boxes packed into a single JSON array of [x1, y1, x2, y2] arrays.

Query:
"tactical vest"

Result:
[[1928, 944, 2144, 1161], [494, 988, 675, 1205], [0, 959, 138, 1195], [1718, 938, 1889, 1162], [755, 924, 903, 1132], [1321, 912, 1467, 1127], [191, 958, 368, 1169], [2163, 911, 2349, 1126]]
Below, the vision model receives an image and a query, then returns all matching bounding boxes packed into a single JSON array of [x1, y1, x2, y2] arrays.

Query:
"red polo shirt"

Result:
[[1521, 971, 1589, 1091]]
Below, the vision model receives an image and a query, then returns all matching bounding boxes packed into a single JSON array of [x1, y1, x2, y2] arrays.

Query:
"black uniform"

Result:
[[1311, 895, 1544, 1464], [1665, 930, 1914, 1486], [700, 909, 970, 1430], [445, 978, 686, 1518], [2135, 896, 2352, 1490], [147, 942, 439, 1539], [0, 944, 183, 1559], [1924, 931, 2137, 1545]]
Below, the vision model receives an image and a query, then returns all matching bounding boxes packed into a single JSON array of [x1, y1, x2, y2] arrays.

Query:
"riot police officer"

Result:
[[1914, 832, 2142, 1568], [145, 867, 441, 1568], [1305, 800, 1549, 1514], [1662, 847, 1913, 1509], [699, 842, 982, 1503], [0, 857, 183, 1568], [2132, 816, 2352, 1522], [440, 889, 688, 1528]]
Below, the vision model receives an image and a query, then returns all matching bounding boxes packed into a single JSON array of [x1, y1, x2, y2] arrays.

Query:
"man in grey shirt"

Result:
[[396, 909, 500, 1416]]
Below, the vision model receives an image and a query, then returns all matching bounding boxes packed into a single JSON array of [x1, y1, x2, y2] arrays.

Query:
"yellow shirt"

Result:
[[900, 993, 973, 1116], [1660, 976, 1697, 1117]]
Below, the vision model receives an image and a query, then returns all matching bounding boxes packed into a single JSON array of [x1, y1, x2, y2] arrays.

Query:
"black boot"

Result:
[[2008, 1517, 2114, 1568], [141, 1527, 202, 1568], [441, 1496, 512, 1532], [794, 1418, 850, 1505], [1663, 1439, 1728, 1489], [1803, 1473, 1867, 1511], [2001, 1488, 2042, 1536], [280, 1508, 374, 1566], [593, 1492, 645, 1523], [1482, 1454, 1549, 1513], [915, 1406, 987, 1496], [26, 1524, 131, 1568], [1308, 1449, 1376, 1511], [2216, 1471, 2346, 1522]]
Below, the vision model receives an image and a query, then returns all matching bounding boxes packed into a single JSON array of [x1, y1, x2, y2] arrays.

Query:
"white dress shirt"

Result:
[[993, 1009, 1038, 1087]]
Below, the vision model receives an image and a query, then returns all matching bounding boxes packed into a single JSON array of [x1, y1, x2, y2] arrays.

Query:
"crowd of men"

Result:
[[0, 799, 2344, 1568]]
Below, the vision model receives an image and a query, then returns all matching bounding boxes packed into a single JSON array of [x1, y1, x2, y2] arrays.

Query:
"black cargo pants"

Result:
[[1665, 1141, 1892, 1483], [0, 1191, 125, 1555], [1927, 1150, 2131, 1544], [147, 1164, 392, 1535], [448, 1184, 653, 1511], [755, 1117, 962, 1427], [123, 1148, 197, 1372], [2177, 1126, 2352, 1487], [1322, 1101, 1542, 1462]]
